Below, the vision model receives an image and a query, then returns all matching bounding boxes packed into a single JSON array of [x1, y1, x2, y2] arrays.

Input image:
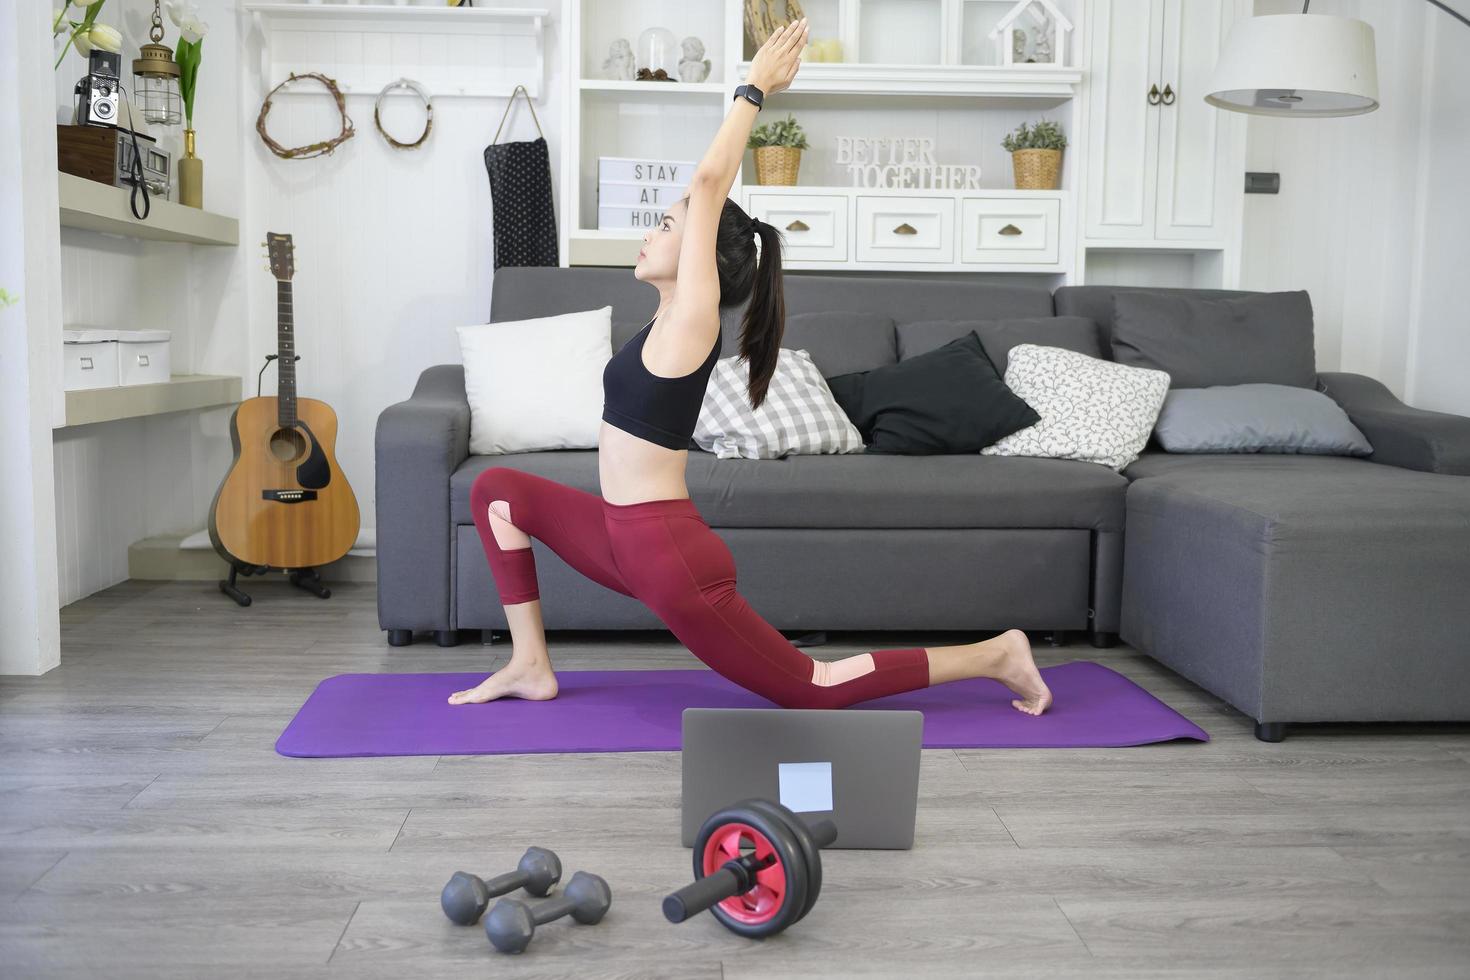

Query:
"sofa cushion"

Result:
[[895, 316, 1102, 373], [745, 310, 897, 378], [1051, 285, 1257, 359], [1122, 450, 1385, 482], [450, 451, 1125, 532], [694, 348, 866, 459], [459, 307, 611, 454], [1154, 384, 1373, 457], [1111, 290, 1318, 388], [825, 332, 1040, 455], [982, 344, 1171, 472]]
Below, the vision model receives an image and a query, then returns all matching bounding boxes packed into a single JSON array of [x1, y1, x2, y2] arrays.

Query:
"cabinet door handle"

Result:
[[998, 223, 1023, 236], [786, 219, 809, 232], [1147, 83, 1161, 105], [1161, 83, 1175, 105], [893, 222, 918, 235]]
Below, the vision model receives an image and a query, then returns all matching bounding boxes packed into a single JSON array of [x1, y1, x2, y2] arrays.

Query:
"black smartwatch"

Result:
[[733, 83, 764, 110]]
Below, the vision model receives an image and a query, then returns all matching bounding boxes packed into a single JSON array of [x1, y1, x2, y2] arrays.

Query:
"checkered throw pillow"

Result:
[[693, 348, 866, 459]]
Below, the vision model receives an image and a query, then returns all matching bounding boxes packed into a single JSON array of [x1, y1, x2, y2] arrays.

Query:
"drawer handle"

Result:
[[1161, 83, 1176, 106], [1147, 83, 1161, 105], [998, 223, 1023, 236], [785, 219, 810, 232], [893, 222, 918, 235], [137, 354, 150, 367], [80, 357, 94, 370]]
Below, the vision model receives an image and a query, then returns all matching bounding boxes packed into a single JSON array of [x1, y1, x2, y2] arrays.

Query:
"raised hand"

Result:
[[749, 16, 809, 97]]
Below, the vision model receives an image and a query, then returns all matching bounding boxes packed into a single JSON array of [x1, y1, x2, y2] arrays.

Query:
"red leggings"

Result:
[[469, 466, 930, 709]]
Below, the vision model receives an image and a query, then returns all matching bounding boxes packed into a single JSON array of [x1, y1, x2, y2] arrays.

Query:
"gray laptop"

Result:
[[680, 707, 923, 850]]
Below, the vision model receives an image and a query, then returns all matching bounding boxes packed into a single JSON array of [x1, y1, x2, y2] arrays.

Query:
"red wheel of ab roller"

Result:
[[699, 820, 793, 928], [665, 798, 836, 939]]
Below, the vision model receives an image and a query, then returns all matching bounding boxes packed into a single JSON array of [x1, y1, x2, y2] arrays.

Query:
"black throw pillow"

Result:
[[825, 331, 1040, 455]]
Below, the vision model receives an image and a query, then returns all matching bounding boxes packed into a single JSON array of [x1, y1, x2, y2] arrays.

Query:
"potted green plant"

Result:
[[747, 113, 809, 186], [1001, 119, 1066, 190]]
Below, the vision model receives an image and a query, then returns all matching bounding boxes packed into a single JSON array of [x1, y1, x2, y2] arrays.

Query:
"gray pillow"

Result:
[[1112, 290, 1317, 389], [896, 316, 1102, 372], [1154, 384, 1373, 456]]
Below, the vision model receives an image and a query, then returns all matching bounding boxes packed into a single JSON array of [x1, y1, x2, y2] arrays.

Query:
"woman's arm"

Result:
[[691, 18, 809, 191], [673, 19, 809, 319]]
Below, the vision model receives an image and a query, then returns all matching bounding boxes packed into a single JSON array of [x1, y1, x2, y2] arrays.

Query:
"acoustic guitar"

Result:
[[208, 232, 360, 572]]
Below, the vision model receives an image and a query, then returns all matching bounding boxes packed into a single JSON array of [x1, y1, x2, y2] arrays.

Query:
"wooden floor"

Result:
[[2, 579, 1468, 979]]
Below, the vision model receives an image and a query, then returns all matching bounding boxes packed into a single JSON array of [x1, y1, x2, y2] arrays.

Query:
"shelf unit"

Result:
[[58, 172, 239, 246], [241, 2, 551, 99], [563, 0, 1084, 273], [60, 374, 243, 428]]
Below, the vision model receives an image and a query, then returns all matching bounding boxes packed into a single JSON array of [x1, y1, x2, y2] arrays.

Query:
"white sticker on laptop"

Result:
[[777, 761, 833, 812]]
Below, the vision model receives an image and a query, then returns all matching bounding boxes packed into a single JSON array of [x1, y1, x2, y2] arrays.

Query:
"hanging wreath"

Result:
[[373, 78, 434, 150], [256, 71, 356, 160]]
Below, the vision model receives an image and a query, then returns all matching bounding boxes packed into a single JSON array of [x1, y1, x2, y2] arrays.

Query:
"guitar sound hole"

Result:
[[269, 427, 307, 464]]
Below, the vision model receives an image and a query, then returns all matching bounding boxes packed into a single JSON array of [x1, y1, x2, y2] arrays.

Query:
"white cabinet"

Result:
[[1083, 0, 1245, 244], [960, 197, 1061, 265], [747, 193, 849, 262], [855, 195, 954, 264]]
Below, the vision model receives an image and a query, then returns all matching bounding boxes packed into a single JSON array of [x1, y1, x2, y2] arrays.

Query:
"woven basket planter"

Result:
[[1011, 148, 1062, 190], [753, 145, 802, 186]]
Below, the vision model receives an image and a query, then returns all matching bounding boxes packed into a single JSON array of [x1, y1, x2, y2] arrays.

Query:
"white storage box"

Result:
[[62, 328, 120, 391], [597, 156, 697, 230], [116, 329, 171, 386]]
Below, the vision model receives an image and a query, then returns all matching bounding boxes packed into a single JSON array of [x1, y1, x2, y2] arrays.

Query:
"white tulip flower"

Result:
[[165, 1, 200, 29], [180, 16, 209, 43], [82, 23, 122, 54]]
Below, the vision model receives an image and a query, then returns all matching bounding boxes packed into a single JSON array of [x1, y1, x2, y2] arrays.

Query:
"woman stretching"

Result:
[[450, 17, 1052, 716]]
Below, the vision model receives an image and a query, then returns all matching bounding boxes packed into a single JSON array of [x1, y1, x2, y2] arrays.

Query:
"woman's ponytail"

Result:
[[738, 216, 785, 411]]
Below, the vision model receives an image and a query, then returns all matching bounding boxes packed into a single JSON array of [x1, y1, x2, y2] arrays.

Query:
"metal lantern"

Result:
[[132, 0, 181, 127]]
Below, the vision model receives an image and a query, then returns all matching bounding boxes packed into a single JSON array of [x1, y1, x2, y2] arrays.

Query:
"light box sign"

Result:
[[598, 156, 698, 230]]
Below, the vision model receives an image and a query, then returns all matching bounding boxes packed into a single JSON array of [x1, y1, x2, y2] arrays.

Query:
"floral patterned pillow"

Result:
[[981, 344, 1171, 471]]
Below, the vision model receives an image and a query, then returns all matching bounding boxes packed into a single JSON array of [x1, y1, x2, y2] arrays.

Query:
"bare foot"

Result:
[[447, 659, 559, 705], [988, 629, 1053, 716]]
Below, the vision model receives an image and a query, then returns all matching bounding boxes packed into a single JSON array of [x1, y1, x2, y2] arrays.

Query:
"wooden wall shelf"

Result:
[[58, 173, 239, 246], [61, 374, 242, 428]]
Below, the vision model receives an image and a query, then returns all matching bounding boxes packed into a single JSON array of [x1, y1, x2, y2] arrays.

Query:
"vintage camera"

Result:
[[77, 49, 122, 127]]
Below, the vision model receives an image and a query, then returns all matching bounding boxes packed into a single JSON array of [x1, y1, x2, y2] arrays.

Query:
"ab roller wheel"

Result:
[[663, 797, 838, 939]]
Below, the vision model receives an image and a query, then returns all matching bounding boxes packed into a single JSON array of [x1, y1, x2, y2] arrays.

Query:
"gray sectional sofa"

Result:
[[375, 267, 1470, 741]]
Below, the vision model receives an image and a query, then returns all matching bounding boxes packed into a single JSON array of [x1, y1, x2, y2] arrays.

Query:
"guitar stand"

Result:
[[219, 562, 332, 606]]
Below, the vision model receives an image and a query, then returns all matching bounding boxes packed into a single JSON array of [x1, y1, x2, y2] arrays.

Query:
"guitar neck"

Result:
[[276, 279, 297, 426]]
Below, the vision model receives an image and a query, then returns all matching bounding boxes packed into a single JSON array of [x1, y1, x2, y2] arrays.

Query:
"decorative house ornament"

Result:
[[602, 38, 635, 80], [989, 0, 1072, 67], [678, 36, 711, 82], [836, 136, 982, 190]]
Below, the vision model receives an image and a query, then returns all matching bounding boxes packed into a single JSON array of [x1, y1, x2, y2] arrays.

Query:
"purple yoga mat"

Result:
[[275, 661, 1207, 757]]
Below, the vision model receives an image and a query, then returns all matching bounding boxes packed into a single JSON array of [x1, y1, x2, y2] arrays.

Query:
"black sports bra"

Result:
[[602, 315, 722, 450]]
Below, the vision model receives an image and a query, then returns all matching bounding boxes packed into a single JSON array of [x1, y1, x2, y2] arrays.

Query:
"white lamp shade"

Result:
[[1205, 14, 1379, 117]]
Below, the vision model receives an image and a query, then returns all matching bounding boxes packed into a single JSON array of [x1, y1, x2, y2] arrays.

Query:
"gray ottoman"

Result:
[[1119, 454, 1470, 741]]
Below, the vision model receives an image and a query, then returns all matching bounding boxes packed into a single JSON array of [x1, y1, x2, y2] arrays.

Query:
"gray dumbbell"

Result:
[[440, 846, 562, 925], [484, 870, 611, 953]]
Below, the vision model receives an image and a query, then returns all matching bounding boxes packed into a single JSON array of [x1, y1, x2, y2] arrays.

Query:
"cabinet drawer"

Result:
[[747, 193, 847, 261], [855, 195, 954, 264], [960, 198, 1060, 265]]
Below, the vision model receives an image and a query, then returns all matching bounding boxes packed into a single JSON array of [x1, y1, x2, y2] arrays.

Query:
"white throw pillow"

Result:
[[457, 306, 612, 455], [981, 343, 1171, 471], [694, 347, 866, 459]]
